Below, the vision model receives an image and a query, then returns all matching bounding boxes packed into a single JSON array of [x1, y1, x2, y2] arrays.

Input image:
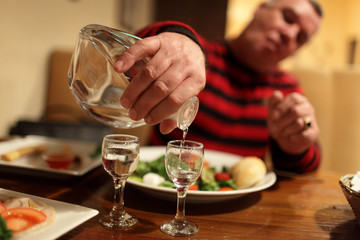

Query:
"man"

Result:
[[114, 0, 322, 173]]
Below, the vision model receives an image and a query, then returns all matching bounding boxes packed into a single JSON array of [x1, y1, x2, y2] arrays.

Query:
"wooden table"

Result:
[[0, 167, 359, 239]]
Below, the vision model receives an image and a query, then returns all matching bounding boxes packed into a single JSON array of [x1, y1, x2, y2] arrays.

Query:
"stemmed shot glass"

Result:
[[99, 134, 140, 229], [160, 140, 204, 237]]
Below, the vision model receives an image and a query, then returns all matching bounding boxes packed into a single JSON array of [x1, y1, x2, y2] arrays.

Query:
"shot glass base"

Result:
[[160, 219, 199, 237], [99, 212, 138, 229]]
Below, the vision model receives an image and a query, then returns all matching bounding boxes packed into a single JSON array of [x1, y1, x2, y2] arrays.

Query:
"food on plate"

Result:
[[351, 170, 360, 192], [43, 144, 77, 169], [199, 161, 237, 191], [43, 144, 84, 170], [44, 154, 75, 169], [90, 144, 101, 159], [0, 213, 12, 240], [1, 145, 47, 162], [230, 156, 267, 189], [0, 196, 56, 239], [143, 172, 166, 186], [129, 155, 237, 191]]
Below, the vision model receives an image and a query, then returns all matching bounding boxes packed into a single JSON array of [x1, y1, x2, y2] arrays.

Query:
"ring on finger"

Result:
[[302, 117, 312, 130]]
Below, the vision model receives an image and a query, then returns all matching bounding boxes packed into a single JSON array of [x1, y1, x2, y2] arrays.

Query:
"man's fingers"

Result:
[[113, 36, 161, 73], [128, 63, 187, 121], [120, 48, 173, 109], [159, 119, 178, 135], [144, 76, 200, 126]]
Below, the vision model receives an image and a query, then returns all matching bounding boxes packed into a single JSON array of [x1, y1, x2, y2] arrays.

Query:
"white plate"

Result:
[[128, 146, 277, 203], [0, 135, 101, 177], [0, 188, 98, 240]]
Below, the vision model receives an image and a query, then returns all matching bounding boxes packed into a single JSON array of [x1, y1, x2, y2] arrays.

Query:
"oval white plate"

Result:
[[128, 146, 276, 203]]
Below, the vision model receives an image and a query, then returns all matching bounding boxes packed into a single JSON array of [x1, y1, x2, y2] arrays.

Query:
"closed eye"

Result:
[[282, 8, 309, 45], [282, 8, 297, 24]]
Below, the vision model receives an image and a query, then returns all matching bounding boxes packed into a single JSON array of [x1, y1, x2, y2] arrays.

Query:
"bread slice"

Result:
[[1, 145, 47, 162]]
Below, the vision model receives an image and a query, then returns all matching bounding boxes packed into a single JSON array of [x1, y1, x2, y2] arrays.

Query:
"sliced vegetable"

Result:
[[1, 207, 46, 233], [128, 175, 143, 183], [133, 155, 170, 181], [134, 161, 151, 178], [219, 180, 237, 190], [0, 216, 12, 240], [132, 156, 238, 191], [188, 185, 199, 191], [203, 161, 210, 168], [181, 152, 198, 168], [214, 172, 231, 181], [147, 155, 166, 177], [218, 187, 235, 191], [200, 164, 214, 183], [0, 202, 6, 213], [199, 165, 219, 191]]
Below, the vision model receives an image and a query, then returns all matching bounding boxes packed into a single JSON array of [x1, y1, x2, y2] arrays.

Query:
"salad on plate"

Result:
[[129, 154, 238, 191]]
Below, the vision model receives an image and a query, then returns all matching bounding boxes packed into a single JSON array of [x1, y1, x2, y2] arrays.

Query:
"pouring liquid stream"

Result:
[[177, 128, 189, 174]]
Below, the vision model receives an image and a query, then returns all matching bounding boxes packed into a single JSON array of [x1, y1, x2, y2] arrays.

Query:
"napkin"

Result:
[[351, 171, 360, 192]]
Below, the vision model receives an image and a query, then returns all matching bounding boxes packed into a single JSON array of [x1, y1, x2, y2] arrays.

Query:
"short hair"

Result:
[[309, 0, 323, 18], [267, 0, 323, 18]]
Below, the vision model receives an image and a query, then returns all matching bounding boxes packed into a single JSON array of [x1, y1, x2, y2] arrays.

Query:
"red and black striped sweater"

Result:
[[136, 21, 321, 173]]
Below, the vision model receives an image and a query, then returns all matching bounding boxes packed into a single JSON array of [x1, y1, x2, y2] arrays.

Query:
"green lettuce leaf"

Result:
[[0, 215, 12, 240]]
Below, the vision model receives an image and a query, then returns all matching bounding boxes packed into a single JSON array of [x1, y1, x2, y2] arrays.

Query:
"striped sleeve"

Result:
[[266, 74, 321, 173], [270, 134, 321, 173], [135, 21, 205, 49]]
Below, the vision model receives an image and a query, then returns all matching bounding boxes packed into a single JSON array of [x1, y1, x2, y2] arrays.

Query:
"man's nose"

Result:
[[280, 24, 300, 43]]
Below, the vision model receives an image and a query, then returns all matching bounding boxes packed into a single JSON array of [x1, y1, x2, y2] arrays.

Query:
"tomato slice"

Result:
[[203, 161, 210, 168], [188, 185, 199, 191], [0, 202, 7, 213], [214, 172, 231, 181], [1, 207, 46, 233], [218, 187, 234, 191], [181, 153, 199, 168]]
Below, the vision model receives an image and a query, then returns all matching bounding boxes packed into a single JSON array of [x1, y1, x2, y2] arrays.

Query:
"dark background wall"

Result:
[[154, 0, 228, 39]]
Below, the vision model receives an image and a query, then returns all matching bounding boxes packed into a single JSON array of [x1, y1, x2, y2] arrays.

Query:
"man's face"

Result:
[[248, 0, 321, 64]]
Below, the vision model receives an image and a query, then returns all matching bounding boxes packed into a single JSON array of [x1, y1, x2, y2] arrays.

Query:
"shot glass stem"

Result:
[[175, 187, 188, 222], [110, 177, 126, 220]]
